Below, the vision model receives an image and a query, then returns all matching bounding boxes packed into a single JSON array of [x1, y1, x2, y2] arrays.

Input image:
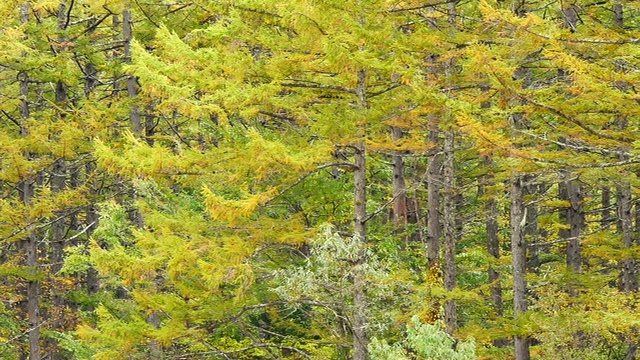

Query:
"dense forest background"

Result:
[[0, 0, 639, 359]]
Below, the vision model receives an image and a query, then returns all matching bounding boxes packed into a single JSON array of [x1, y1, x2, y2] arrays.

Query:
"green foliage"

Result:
[[275, 225, 392, 297], [0, 302, 21, 360], [43, 331, 94, 360], [274, 225, 403, 352], [0, 0, 638, 358], [369, 316, 476, 360], [58, 245, 92, 276]]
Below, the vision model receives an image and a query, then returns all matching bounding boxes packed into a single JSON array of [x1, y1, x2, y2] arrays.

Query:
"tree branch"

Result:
[[281, 81, 356, 94], [517, 95, 632, 143], [263, 162, 357, 206]]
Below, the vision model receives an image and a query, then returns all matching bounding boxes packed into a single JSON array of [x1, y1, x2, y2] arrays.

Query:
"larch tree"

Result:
[[0, 0, 637, 359]]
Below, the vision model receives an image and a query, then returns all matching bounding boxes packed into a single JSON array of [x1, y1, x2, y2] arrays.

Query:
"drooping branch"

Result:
[[262, 162, 357, 206], [517, 95, 633, 143]]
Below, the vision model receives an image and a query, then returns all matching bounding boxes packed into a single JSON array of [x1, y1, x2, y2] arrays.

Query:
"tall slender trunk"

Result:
[[481, 157, 507, 346], [635, 202, 640, 236], [558, 177, 583, 274], [524, 182, 540, 272], [351, 68, 368, 360], [18, 4, 41, 359], [556, 0, 584, 278], [24, 185, 40, 360], [424, 123, 442, 325], [611, 1, 636, 295], [49, 168, 66, 265], [123, 9, 141, 135], [391, 127, 407, 228], [426, 126, 441, 269], [618, 184, 636, 291], [614, 43, 638, 360], [484, 177, 501, 317], [48, 7, 71, 357], [616, 117, 637, 360], [508, 3, 530, 355], [85, 162, 100, 297], [24, 184, 40, 360], [602, 187, 612, 228], [83, 15, 100, 298], [51, 0, 68, 279], [49, 159, 66, 357], [442, 3, 458, 333], [614, 5, 637, 355], [442, 128, 456, 334], [352, 141, 368, 360], [510, 174, 530, 360]]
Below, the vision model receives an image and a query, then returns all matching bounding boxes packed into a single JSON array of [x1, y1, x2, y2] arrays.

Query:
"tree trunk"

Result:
[[613, 3, 638, 354], [511, 174, 530, 360], [83, 15, 100, 297], [559, 177, 584, 274], [613, 3, 623, 28], [145, 107, 156, 146], [612, 0, 638, 296], [426, 126, 441, 269], [442, 5, 458, 333], [25, 186, 40, 360], [635, 201, 640, 236], [391, 127, 407, 228], [23, 178, 40, 360], [618, 184, 636, 292], [147, 289, 162, 359], [352, 68, 368, 360], [352, 142, 368, 360], [616, 112, 637, 294], [481, 157, 507, 346], [85, 165, 100, 295], [524, 182, 540, 272], [485, 181, 502, 317], [19, 4, 41, 359], [511, 0, 527, 17], [626, 342, 637, 360], [123, 9, 141, 135], [602, 187, 612, 228], [51, 0, 68, 275], [48, 7, 71, 356], [443, 128, 456, 334], [49, 158, 66, 353]]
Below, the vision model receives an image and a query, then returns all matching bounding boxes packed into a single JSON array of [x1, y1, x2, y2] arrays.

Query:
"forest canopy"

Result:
[[0, 0, 638, 359]]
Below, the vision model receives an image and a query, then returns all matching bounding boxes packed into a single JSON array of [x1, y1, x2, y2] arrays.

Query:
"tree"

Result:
[[1, 0, 638, 359]]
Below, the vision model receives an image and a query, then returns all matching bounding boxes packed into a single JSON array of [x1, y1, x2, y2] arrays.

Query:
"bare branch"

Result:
[[514, 129, 627, 156], [281, 81, 356, 94], [389, 0, 457, 13], [368, 83, 402, 98]]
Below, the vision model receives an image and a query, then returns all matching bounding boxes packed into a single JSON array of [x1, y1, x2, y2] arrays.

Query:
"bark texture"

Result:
[[511, 175, 530, 360], [123, 9, 141, 135], [352, 68, 368, 360], [426, 127, 441, 269], [19, 4, 41, 359], [443, 128, 456, 334], [559, 177, 584, 273]]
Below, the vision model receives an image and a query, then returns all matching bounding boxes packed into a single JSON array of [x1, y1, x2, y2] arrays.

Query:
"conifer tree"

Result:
[[1, 0, 638, 359]]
